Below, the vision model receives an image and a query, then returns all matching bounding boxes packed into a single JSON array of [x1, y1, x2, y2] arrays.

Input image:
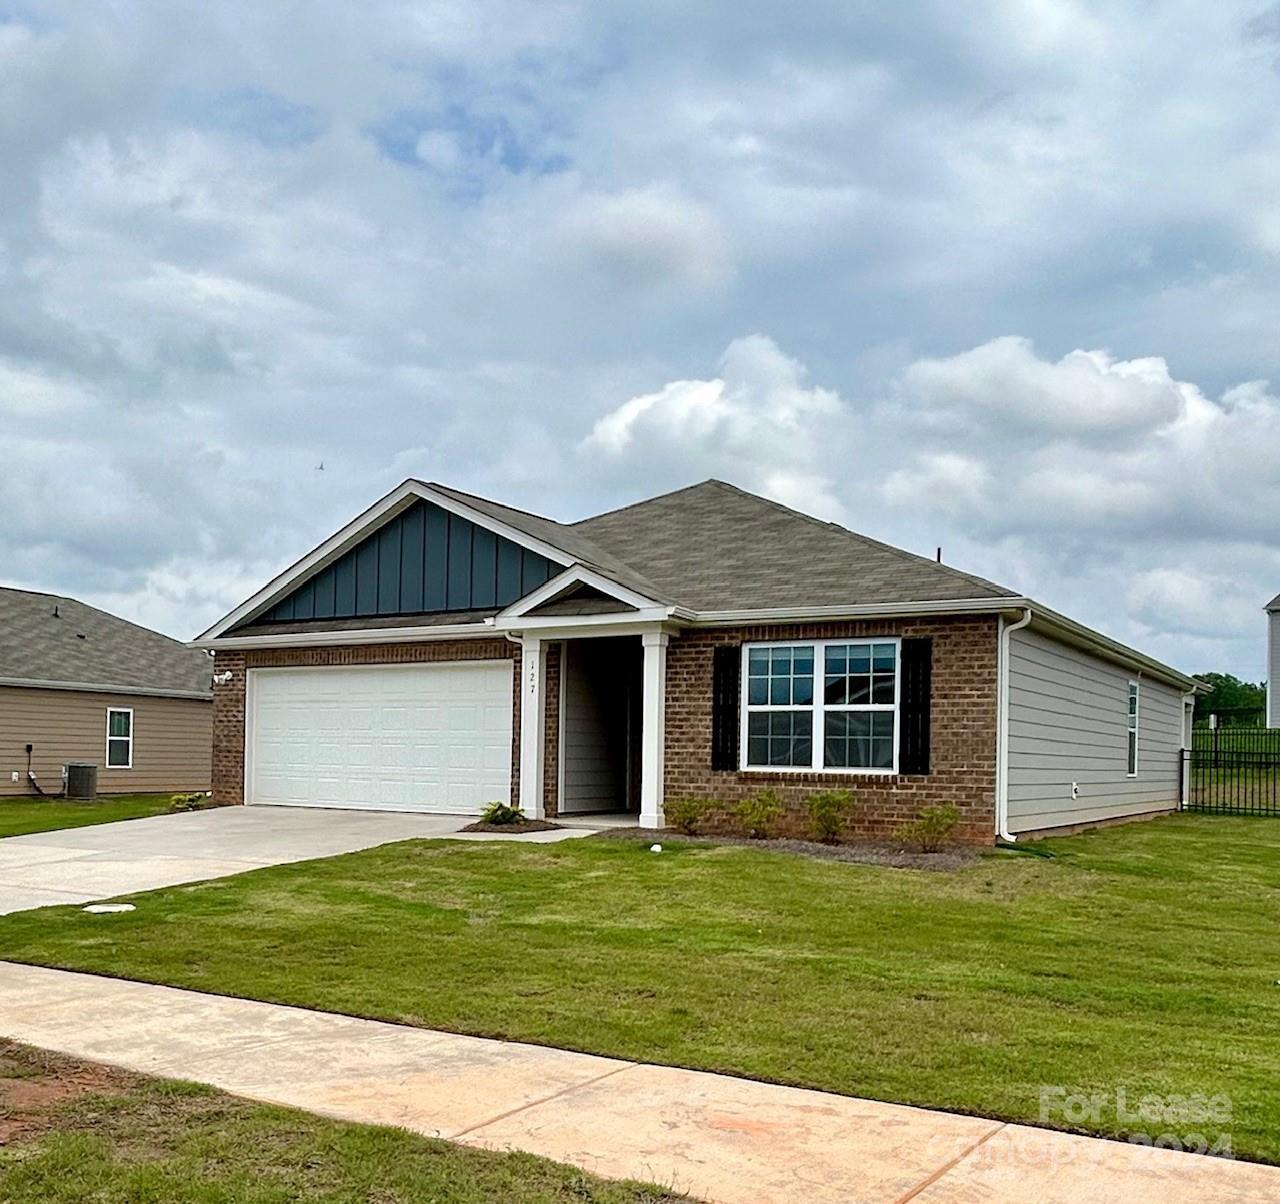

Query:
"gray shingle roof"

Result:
[[0, 587, 212, 697], [570, 481, 1016, 611], [1268, 592, 1280, 612]]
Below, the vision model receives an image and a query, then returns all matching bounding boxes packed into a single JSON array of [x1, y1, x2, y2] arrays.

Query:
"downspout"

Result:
[[996, 607, 1033, 843]]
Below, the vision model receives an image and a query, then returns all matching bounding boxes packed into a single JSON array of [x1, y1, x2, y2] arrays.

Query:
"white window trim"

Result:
[[739, 638, 901, 776], [1127, 680, 1140, 778], [106, 706, 133, 770]]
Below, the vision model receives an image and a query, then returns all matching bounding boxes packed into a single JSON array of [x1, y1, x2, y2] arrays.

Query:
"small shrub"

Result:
[[479, 800, 525, 826], [736, 789, 784, 840], [805, 789, 857, 843], [169, 791, 215, 813], [663, 796, 711, 835], [896, 804, 961, 853]]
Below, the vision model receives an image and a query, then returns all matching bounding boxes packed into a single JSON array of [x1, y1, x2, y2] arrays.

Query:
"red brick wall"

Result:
[[210, 639, 518, 808], [544, 643, 561, 818], [663, 616, 1000, 845]]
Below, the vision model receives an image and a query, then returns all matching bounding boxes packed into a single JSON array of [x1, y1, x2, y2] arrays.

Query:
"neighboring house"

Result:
[[0, 587, 213, 797], [194, 479, 1199, 843], [1269, 593, 1280, 729]]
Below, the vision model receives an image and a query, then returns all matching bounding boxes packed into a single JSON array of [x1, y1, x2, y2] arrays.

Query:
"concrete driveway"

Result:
[[0, 806, 588, 915]]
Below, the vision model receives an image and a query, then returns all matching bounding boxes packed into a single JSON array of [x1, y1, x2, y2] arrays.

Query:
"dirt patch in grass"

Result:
[[0, 1043, 130, 1144], [0, 1040, 688, 1202], [460, 818, 563, 834], [592, 827, 983, 870]]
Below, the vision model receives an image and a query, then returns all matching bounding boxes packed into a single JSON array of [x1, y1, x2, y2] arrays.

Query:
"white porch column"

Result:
[[639, 631, 669, 829], [518, 636, 546, 818]]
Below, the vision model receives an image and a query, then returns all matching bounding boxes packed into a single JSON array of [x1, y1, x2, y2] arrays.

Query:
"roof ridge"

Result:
[[0, 584, 69, 603], [422, 480, 570, 529], [571, 479, 721, 527], [697, 481, 1014, 598]]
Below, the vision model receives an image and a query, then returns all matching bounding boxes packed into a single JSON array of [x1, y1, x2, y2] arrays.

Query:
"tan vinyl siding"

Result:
[[0, 686, 211, 797], [1007, 627, 1182, 833], [559, 641, 629, 814]]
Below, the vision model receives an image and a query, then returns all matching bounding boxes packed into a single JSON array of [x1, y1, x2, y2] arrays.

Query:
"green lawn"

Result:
[[0, 1041, 682, 1203], [0, 815, 1277, 1161], [0, 794, 177, 839]]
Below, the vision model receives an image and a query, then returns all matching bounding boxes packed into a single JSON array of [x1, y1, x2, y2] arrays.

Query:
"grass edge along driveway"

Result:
[[0, 794, 178, 841], [0, 814, 1277, 1163]]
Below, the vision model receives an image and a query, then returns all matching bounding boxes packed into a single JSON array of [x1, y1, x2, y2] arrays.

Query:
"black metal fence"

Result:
[[1183, 733, 1280, 816]]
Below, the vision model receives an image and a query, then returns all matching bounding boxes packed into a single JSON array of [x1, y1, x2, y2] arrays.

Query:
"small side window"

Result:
[[1127, 682, 1139, 777], [106, 708, 133, 769]]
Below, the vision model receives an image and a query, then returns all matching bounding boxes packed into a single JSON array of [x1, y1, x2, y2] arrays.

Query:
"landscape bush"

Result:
[[736, 789, 784, 839], [804, 789, 857, 843], [479, 800, 525, 826], [663, 796, 712, 835], [169, 792, 215, 813], [895, 804, 961, 853]]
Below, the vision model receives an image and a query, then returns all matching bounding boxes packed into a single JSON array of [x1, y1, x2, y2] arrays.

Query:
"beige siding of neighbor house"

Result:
[[0, 686, 211, 798], [1269, 612, 1280, 729], [1007, 627, 1184, 834]]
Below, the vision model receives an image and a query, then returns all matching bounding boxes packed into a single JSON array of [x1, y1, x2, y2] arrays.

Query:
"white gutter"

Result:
[[996, 606, 1033, 843]]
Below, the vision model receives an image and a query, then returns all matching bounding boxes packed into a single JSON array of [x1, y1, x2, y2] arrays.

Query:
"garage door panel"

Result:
[[249, 662, 513, 814]]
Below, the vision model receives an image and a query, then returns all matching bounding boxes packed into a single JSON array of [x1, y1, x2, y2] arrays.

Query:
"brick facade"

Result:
[[662, 616, 1000, 845], [211, 614, 999, 844]]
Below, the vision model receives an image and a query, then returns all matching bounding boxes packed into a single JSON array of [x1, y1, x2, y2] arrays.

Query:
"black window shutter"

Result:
[[711, 644, 741, 770], [899, 637, 932, 775]]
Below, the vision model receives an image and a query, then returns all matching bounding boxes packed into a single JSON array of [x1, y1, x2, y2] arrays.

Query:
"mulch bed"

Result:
[[459, 818, 564, 834], [591, 827, 982, 871]]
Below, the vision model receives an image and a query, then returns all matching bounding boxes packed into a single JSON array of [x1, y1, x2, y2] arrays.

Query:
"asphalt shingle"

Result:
[[0, 588, 212, 697]]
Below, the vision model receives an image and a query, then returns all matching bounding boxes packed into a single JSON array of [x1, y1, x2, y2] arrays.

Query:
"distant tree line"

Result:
[[1192, 672, 1267, 724]]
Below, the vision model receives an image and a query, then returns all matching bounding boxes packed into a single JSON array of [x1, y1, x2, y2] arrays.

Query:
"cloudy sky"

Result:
[[4, 1, 1280, 679]]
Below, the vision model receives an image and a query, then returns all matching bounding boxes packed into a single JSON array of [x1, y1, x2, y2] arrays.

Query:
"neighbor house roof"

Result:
[[0, 587, 212, 699], [1267, 592, 1280, 612]]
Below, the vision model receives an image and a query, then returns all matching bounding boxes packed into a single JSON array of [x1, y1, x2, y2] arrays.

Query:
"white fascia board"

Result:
[[190, 622, 496, 651], [498, 617, 682, 642], [495, 563, 668, 620], [0, 677, 212, 701], [197, 479, 579, 642]]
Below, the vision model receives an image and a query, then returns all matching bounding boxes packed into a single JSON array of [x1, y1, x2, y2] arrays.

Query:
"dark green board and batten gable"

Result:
[[260, 499, 562, 623]]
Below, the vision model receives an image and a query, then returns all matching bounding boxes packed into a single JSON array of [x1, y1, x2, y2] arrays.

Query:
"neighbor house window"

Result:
[[742, 640, 899, 773], [1127, 682, 1139, 777], [106, 708, 133, 769]]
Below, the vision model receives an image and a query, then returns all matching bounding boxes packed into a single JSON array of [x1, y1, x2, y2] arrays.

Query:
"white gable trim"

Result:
[[493, 564, 670, 623], [196, 479, 575, 643]]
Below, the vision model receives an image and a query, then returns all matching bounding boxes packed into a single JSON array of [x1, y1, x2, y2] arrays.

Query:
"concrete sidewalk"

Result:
[[0, 806, 592, 915], [0, 962, 1273, 1203]]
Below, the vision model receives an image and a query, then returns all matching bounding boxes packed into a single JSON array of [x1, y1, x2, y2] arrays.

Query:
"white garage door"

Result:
[[247, 662, 513, 813]]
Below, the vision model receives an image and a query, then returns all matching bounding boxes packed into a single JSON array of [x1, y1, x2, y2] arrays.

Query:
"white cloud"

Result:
[[882, 452, 991, 515], [562, 184, 733, 288], [580, 333, 845, 518], [899, 337, 1192, 436], [0, 360, 89, 416], [1127, 568, 1264, 640]]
